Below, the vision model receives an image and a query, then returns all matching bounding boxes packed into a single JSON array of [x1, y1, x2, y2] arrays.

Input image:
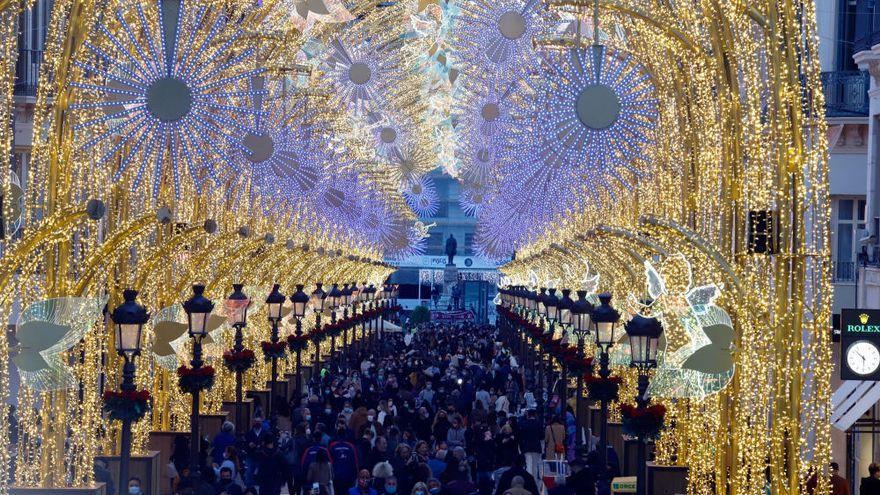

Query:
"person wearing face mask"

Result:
[[214, 467, 242, 495], [318, 402, 336, 426], [383, 476, 400, 495], [211, 445, 240, 482], [359, 409, 385, 440], [426, 478, 443, 495], [410, 481, 429, 495], [341, 402, 355, 423], [418, 383, 434, 407], [349, 469, 378, 495], [127, 476, 142, 495]]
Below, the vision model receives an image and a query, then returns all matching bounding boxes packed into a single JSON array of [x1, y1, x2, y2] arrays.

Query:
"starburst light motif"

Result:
[[71, 0, 264, 197]]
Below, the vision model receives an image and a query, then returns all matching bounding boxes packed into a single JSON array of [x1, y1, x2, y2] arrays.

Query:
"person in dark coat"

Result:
[[255, 436, 287, 495], [861, 463, 880, 495], [517, 410, 542, 479], [493, 456, 539, 495]]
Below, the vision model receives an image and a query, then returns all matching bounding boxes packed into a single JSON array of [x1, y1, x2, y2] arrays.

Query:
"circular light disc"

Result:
[[575, 84, 621, 130], [380, 127, 398, 144], [242, 133, 275, 163], [349, 62, 372, 85], [498, 11, 527, 40], [481, 102, 500, 122], [146, 77, 193, 122]]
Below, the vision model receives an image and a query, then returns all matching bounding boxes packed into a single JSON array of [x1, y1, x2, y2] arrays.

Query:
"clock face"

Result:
[[846, 340, 880, 376]]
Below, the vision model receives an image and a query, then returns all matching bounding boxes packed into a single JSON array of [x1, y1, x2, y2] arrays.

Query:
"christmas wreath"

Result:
[[222, 349, 256, 373], [620, 403, 666, 440], [584, 374, 622, 402], [177, 365, 215, 394], [103, 389, 151, 422], [261, 341, 287, 360], [287, 334, 310, 352]]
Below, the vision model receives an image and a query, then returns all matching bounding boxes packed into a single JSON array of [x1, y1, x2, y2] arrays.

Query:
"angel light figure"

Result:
[[633, 253, 736, 399]]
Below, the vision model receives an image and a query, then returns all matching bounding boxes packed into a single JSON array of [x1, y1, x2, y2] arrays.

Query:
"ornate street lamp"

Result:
[[265, 284, 286, 426], [536, 287, 548, 326], [182, 284, 214, 485], [291, 284, 310, 398], [590, 292, 620, 473], [225, 284, 250, 433], [527, 288, 539, 319], [624, 313, 664, 495], [545, 288, 560, 334], [328, 283, 342, 324], [110, 289, 149, 495], [592, 293, 621, 352]]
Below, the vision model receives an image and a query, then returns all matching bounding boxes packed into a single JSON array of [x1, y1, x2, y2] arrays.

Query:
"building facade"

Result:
[[385, 169, 500, 322]]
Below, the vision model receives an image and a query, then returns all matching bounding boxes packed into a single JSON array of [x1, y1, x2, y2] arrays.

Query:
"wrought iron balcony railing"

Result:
[[821, 71, 870, 117], [14, 49, 42, 97]]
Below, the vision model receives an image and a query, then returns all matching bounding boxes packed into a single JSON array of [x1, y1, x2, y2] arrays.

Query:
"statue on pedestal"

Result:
[[445, 234, 457, 265]]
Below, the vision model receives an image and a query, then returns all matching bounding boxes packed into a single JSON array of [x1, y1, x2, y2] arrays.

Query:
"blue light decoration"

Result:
[[454, 80, 523, 187], [315, 171, 365, 228], [360, 195, 425, 260], [452, 0, 550, 79], [70, 0, 264, 197], [471, 45, 658, 258], [324, 38, 395, 116], [371, 113, 409, 160], [385, 222, 429, 262], [458, 181, 487, 217], [232, 76, 328, 205], [530, 46, 657, 197], [402, 174, 440, 218]]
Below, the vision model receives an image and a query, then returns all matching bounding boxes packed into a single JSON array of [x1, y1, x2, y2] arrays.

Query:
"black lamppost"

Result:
[[289, 284, 309, 400], [362, 284, 376, 349], [345, 283, 357, 344], [569, 290, 594, 449], [225, 284, 250, 434], [182, 284, 214, 486], [544, 288, 562, 403], [328, 283, 342, 326], [304, 283, 326, 397], [623, 313, 664, 495], [334, 283, 350, 355], [536, 287, 548, 329], [591, 293, 621, 473], [265, 284, 286, 427], [555, 289, 572, 428], [110, 289, 149, 495]]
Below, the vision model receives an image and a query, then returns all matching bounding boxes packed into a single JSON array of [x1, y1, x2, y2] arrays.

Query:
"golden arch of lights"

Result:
[[0, 0, 829, 494]]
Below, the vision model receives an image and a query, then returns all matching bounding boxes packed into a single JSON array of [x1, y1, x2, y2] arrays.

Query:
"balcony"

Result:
[[14, 49, 42, 97], [834, 261, 857, 283], [822, 71, 870, 117]]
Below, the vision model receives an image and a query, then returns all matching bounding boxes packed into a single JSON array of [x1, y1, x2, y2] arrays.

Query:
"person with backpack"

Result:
[[331, 432, 361, 494]]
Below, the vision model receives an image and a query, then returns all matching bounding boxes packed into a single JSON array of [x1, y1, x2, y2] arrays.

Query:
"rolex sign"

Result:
[[841, 309, 880, 381]]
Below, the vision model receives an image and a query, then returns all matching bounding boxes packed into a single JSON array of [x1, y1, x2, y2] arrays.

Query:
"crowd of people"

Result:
[[163, 321, 606, 495]]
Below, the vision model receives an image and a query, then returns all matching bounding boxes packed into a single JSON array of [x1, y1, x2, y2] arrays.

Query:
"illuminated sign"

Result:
[[841, 309, 880, 381]]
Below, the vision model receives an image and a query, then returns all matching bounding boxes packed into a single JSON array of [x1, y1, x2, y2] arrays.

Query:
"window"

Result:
[[833, 198, 866, 282], [464, 233, 474, 255], [426, 232, 443, 255]]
